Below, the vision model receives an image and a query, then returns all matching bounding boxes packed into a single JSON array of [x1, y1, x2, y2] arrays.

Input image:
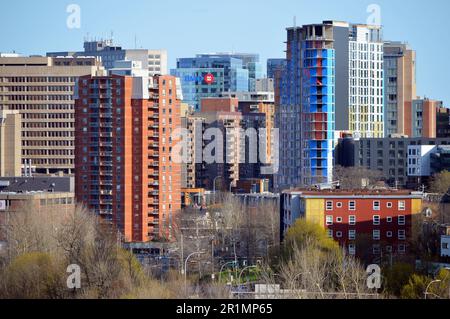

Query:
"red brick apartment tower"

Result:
[[75, 74, 181, 243]]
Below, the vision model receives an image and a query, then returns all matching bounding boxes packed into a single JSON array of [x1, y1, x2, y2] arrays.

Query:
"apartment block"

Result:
[[335, 136, 450, 188], [384, 42, 417, 137], [411, 98, 441, 138], [0, 110, 21, 176], [281, 189, 423, 262], [0, 56, 105, 175], [48, 40, 168, 76], [75, 74, 181, 243]]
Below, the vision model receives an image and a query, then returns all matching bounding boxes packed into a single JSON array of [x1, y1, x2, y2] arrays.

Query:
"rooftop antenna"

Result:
[[134, 34, 137, 49]]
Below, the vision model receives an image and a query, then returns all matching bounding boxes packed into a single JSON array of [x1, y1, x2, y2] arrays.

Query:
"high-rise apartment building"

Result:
[[384, 42, 417, 137], [411, 98, 441, 138], [48, 40, 168, 76], [75, 74, 182, 243], [0, 56, 105, 175], [171, 55, 249, 111], [0, 110, 21, 177], [276, 21, 384, 190], [348, 24, 384, 138]]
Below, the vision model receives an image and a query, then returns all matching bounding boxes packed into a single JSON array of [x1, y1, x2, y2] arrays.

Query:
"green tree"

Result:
[[401, 274, 431, 299], [0, 252, 65, 299], [383, 263, 415, 297], [283, 219, 340, 257], [429, 170, 450, 195]]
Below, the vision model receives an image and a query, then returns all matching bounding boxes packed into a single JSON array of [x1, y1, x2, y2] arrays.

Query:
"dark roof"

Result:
[[0, 177, 74, 193]]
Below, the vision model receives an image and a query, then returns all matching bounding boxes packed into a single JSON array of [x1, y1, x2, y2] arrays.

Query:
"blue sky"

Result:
[[0, 0, 449, 105]]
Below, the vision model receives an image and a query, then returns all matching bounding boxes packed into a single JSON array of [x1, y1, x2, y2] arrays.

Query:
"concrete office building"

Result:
[[48, 39, 168, 76], [383, 42, 417, 137], [335, 136, 450, 188], [0, 110, 21, 177], [75, 74, 182, 243], [0, 56, 105, 175]]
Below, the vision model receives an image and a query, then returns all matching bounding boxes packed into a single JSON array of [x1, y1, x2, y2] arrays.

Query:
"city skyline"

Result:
[[0, 0, 449, 105]]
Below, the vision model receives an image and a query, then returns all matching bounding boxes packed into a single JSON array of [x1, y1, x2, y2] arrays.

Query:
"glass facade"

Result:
[[171, 56, 249, 111]]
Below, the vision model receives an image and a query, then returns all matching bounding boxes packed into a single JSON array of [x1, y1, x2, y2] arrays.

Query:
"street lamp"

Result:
[[219, 261, 236, 283], [238, 265, 258, 286], [184, 251, 205, 296], [424, 279, 442, 299]]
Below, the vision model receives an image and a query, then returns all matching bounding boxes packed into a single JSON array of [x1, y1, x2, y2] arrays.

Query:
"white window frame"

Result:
[[348, 244, 356, 255], [349, 201, 356, 211], [398, 201, 406, 211], [373, 230, 381, 240], [373, 215, 380, 225], [326, 201, 333, 211], [336, 217, 343, 223], [349, 215, 356, 226], [336, 202, 343, 208], [373, 201, 381, 211], [398, 244, 406, 254], [327, 229, 333, 238], [387, 216, 393, 223], [349, 230, 356, 240], [398, 215, 406, 226], [386, 231, 393, 238], [336, 231, 343, 238], [387, 202, 393, 208], [326, 215, 333, 226], [398, 230, 406, 240]]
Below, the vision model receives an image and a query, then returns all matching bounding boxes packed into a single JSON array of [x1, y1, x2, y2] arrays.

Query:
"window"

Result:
[[349, 230, 356, 240], [373, 230, 381, 240], [336, 217, 343, 223], [386, 246, 393, 253], [349, 215, 356, 226], [373, 201, 380, 211], [348, 244, 356, 255], [398, 230, 406, 240], [373, 244, 381, 254], [349, 201, 356, 211], [398, 244, 406, 254], [326, 201, 333, 211], [398, 215, 406, 225], [327, 229, 333, 238], [336, 202, 343, 208], [336, 231, 343, 238], [399, 201, 406, 211], [326, 216, 333, 226], [386, 231, 393, 238], [387, 216, 393, 223], [387, 202, 393, 208], [373, 215, 380, 225]]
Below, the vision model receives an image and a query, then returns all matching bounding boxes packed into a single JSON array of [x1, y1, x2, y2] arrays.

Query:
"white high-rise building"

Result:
[[348, 25, 384, 138]]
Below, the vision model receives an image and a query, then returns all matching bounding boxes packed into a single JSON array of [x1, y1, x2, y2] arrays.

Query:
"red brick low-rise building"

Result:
[[281, 189, 423, 262]]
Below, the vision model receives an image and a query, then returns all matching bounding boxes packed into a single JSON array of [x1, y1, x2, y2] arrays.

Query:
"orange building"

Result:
[[75, 74, 181, 243]]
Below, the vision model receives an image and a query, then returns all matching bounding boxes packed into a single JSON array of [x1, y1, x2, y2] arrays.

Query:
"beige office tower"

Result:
[[0, 110, 21, 176], [384, 42, 417, 137], [0, 56, 105, 175]]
